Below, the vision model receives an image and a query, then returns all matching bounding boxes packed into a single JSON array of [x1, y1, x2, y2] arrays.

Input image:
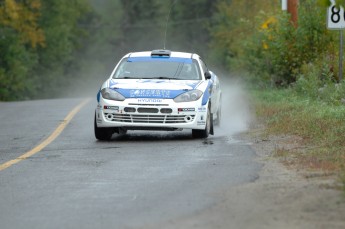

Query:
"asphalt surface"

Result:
[[0, 98, 261, 229]]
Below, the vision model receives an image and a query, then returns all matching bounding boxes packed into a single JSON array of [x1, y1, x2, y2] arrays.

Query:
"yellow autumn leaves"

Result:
[[0, 0, 45, 48]]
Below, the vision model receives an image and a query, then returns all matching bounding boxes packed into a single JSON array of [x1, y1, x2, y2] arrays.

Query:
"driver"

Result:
[[180, 64, 194, 79]]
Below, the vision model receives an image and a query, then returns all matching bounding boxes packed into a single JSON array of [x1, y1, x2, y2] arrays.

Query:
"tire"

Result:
[[94, 114, 113, 141], [192, 107, 213, 139]]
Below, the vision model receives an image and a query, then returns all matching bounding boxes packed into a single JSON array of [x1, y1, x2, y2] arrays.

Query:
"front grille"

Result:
[[104, 113, 195, 124], [124, 107, 136, 113], [160, 108, 173, 114], [137, 108, 159, 113], [128, 103, 169, 106]]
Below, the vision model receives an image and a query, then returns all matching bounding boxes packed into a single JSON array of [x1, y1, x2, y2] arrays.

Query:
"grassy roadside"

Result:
[[252, 88, 345, 193]]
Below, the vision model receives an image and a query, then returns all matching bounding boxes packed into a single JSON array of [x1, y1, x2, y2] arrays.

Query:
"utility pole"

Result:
[[282, 0, 299, 27], [288, 0, 299, 27]]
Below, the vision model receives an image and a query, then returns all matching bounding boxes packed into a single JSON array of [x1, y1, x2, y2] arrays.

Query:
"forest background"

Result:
[[0, 0, 342, 102]]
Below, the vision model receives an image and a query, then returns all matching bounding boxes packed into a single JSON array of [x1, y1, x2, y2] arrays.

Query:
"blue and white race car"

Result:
[[95, 50, 221, 140]]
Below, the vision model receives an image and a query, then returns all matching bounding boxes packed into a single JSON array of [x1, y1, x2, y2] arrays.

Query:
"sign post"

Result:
[[340, 30, 343, 82], [327, 0, 345, 82]]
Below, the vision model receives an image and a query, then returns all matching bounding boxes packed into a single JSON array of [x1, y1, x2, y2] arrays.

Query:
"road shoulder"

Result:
[[147, 127, 345, 229], [234, 127, 345, 229]]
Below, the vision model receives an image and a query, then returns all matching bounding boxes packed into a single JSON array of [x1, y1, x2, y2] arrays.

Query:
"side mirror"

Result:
[[204, 71, 211, 80]]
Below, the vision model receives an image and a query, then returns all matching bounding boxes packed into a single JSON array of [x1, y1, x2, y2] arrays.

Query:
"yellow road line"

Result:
[[0, 99, 90, 172]]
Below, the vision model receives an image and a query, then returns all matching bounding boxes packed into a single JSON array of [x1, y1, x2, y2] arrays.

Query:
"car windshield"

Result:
[[112, 57, 201, 80]]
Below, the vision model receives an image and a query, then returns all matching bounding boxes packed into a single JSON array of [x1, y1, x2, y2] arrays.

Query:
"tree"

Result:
[[86, 0, 125, 74], [31, 0, 93, 98], [0, 0, 44, 100], [0, 0, 45, 48], [210, 0, 335, 85], [169, 0, 220, 58], [209, 0, 279, 69], [318, 0, 345, 7], [119, 0, 163, 52]]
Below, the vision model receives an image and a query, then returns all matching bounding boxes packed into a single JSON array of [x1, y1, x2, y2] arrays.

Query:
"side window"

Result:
[[199, 59, 208, 73]]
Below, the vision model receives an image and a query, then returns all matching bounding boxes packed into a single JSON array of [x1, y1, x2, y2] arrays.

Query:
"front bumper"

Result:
[[95, 98, 208, 130]]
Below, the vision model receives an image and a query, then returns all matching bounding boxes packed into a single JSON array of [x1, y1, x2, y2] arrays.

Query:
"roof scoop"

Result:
[[151, 50, 171, 57]]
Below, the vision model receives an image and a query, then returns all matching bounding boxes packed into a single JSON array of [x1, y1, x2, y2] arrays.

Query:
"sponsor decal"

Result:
[[104, 105, 119, 110], [178, 108, 195, 112], [108, 80, 201, 99], [198, 107, 207, 112], [137, 98, 163, 103], [130, 89, 171, 98], [127, 57, 193, 63]]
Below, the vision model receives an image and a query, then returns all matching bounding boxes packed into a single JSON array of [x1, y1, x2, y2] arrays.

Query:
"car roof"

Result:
[[125, 50, 200, 60]]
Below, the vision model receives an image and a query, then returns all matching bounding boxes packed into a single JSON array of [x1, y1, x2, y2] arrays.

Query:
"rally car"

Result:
[[94, 50, 222, 140]]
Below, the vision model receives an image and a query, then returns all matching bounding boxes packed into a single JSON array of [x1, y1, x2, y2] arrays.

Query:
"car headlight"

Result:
[[174, 90, 203, 103], [101, 88, 125, 101]]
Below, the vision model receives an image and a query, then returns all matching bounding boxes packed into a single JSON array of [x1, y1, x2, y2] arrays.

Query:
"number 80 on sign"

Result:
[[328, 4, 345, 29]]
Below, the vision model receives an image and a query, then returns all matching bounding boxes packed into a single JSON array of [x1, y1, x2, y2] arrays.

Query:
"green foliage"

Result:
[[1, 0, 224, 101], [319, 0, 345, 7], [209, 0, 279, 70], [0, 0, 45, 48], [208, 0, 343, 89], [293, 59, 345, 106], [169, 0, 219, 57], [81, 0, 124, 80], [259, 13, 299, 85], [0, 0, 42, 100], [294, 63, 328, 99], [0, 31, 38, 100], [118, 0, 163, 52], [0, 0, 94, 100], [32, 0, 92, 98], [217, 0, 334, 86], [254, 87, 345, 191], [86, 0, 221, 87]]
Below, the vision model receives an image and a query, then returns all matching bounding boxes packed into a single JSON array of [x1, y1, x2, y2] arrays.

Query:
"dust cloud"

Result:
[[217, 77, 254, 136]]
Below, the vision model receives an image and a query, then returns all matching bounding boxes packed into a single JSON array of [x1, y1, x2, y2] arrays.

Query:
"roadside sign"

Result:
[[282, 0, 287, 11], [327, 1, 345, 29]]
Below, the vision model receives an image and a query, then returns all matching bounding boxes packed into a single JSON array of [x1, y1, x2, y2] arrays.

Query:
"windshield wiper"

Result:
[[153, 76, 179, 80], [116, 76, 179, 80], [117, 77, 143, 79]]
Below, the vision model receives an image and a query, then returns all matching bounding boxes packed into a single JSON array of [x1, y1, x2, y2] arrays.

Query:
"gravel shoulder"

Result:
[[232, 127, 345, 229], [148, 126, 345, 229]]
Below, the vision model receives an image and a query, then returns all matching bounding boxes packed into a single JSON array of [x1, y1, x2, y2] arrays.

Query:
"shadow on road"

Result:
[[101, 130, 195, 142]]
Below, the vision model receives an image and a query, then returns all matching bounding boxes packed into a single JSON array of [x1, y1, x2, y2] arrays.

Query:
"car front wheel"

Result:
[[192, 107, 213, 139], [94, 114, 113, 141]]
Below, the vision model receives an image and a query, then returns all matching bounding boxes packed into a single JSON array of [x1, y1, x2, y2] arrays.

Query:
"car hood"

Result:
[[107, 79, 203, 99]]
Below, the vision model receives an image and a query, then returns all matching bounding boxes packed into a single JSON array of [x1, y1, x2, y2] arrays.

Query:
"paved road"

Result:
[[0, 98, 260, 229]]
